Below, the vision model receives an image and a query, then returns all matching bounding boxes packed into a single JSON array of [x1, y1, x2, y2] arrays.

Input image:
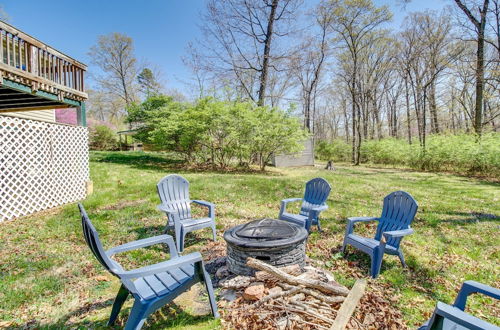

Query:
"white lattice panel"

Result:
[[0, 115, 89, 222]]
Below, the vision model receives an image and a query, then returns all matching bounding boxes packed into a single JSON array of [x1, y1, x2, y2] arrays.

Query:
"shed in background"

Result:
[[271, 138, 314, 167]]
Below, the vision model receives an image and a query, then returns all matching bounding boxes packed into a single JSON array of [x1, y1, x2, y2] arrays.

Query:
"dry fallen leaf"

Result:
[[94, 275, 110, 282]]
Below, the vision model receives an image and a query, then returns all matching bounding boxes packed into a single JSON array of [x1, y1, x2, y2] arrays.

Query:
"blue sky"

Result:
[[3, 0, 449, 93]]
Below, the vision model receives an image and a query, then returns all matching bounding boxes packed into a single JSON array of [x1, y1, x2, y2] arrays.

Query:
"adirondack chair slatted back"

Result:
[[375, 191, 418, 248], [300, 178, 331, 216], [78, 204, 120, 276], [157, 175, 192, 221]]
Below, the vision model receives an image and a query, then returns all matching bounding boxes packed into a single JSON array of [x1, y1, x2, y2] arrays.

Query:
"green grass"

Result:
[[0, 151, 499, 329]]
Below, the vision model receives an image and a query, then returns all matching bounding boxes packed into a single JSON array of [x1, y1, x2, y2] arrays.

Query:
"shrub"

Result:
[[127, 96, 308, 170], [89, 125, 117, 151], [315, 140, 351, 162], [316, 133, 500, 178]]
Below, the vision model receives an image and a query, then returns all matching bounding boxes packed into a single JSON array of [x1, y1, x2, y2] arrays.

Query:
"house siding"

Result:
[[2, 109, 56, 123]]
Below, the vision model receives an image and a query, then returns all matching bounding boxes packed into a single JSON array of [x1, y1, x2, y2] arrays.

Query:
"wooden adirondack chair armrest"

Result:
[[347, 216, 379, 223], [382, 228, 414, 239], [345, 217, 378, 235], [425, 302, 495, 330], [106, 234, 179, 259], [281, 198, 303, 204], [310, 204, 328, 213], [192, 200, 215, 219], [454, 281, 500, 311], [192, 200, 214, 208], [116, 252, 204, 279], [279, 198, 302, 217]]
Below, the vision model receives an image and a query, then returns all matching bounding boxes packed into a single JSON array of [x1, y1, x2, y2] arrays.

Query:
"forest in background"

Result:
[[84, 0, 499, 176]]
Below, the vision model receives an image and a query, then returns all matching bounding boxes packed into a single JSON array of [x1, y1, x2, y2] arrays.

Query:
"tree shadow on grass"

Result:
[[439, 212, 500, 225], [131, 224, 216, 254], [333, 244, 445, 302], [339, 164, 500, 184], [24, 299, 215, 329], [91, 151, 282, 176]]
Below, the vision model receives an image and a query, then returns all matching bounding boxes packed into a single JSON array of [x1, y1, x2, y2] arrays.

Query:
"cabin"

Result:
[[0, 21, 89, 222]]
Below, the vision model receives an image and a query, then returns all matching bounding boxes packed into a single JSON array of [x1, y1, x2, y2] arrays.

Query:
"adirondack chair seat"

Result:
[[180, 217, 213, 228], [133, 265, 195, 300], [279, 212, 319, 226], [278, 178, 331, 232], [345, 234, 400, 255]]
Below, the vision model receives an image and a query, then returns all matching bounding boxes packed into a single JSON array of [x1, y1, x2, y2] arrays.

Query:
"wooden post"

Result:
[[6, 34, 10, 66], [330, 279, 367, 330], [76, 102, 86, 127], [0, 31, 3, 64], [86, 180, 93, 196], [24, 41, 28, 71]]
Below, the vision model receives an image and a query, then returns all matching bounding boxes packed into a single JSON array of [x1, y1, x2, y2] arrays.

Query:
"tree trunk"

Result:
[[351, 79, 357, 164], [405, 76, 412, 144], [454, 0, 490, 138], [474, 23, 486, 138], [257, 0, 279, 107], [429, 80, 440, 134], [343, 98, 350, 143]]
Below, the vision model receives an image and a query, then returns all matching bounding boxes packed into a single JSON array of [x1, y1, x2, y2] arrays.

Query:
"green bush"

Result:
[[315, 140, 351, 162], [360, 138, 412, 166], [127, 96, 308, 170], [316, 133, 500, 177], [89, 125, 117, 151]]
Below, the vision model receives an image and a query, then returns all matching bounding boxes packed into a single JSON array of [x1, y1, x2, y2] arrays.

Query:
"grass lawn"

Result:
[[0, 151, 499, 329]]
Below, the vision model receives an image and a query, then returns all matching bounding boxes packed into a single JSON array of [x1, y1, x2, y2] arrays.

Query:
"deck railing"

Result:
[[0, 21, 87, 101]]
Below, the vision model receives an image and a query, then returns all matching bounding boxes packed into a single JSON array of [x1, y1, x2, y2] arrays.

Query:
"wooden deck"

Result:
[[0, 21, 87, 112]]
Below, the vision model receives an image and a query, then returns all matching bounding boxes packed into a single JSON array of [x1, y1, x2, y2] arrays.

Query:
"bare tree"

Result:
[[326, 0, 392, 165], [89, 33, 139, 107], [86, 89, 128, 125], [398, 11, 460, 148], [291, 2, 333, 131], [454, 0, 490, 137], [199, 0, 302, 106]]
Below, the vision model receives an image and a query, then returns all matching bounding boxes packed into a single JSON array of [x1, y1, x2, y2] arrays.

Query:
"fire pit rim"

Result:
[[223, 218, 308, 248]]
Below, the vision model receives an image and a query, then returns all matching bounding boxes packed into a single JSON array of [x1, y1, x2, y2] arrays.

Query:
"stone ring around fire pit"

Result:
[[224, 218, 308, 276]]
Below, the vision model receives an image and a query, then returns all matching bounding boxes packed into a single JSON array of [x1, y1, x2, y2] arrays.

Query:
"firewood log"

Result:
[[247, 258, 349, 296]]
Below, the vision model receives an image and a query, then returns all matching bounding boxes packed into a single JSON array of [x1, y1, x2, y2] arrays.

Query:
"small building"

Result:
[[271, 138, 315, 167], [0, 21, 88, 222]]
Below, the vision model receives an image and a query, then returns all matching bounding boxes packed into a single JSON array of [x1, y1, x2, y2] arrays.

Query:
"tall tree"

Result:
[[326, 0, 392, 165], [199, 0, 301, 106], [89, 33, 139, 107], [291, 1, 333, 131], [137, 67, 163, 98], [454, 0, 490, 137]]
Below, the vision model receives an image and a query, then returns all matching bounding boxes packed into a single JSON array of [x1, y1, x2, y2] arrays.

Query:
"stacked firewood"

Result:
[[218, 258, 366, 330]]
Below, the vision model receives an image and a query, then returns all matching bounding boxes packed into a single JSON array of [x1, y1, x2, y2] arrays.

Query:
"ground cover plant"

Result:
[[0, 151, 498, 329]]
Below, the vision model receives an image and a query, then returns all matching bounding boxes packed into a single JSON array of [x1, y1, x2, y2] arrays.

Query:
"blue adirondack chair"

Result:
[[419, 281, 500, 330], [78, 204, 219, 330], [278, 177, 331, 232], [157, 174, 216, 253], [341, 191, 418, 278]]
